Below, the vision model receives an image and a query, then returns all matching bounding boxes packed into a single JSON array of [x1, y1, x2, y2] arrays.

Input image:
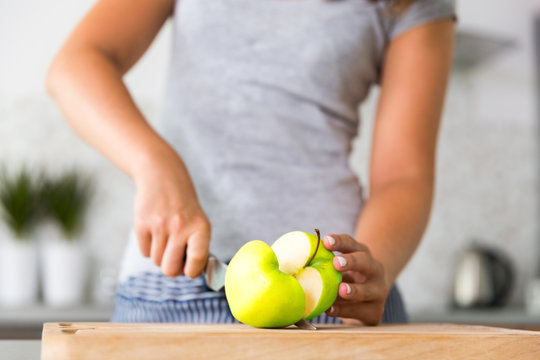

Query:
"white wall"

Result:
[[0, 0, 172, 268], [1, 0, 539, 312]]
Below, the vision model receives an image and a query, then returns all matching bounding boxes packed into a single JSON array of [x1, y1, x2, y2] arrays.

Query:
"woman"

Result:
[[46, 0, 455, 325]]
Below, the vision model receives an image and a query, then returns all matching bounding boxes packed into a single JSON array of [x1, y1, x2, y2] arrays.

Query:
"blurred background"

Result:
[[1, 0, 539, 338]]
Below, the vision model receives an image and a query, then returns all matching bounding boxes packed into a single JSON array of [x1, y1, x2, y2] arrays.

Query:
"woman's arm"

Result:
[[362, 16, 455, 287], [46, 0, 211, 278], [46, 0, 174, 175], [325, 17, 455, 325]]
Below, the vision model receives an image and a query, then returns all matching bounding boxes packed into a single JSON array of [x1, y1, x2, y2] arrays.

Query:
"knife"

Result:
[[204, 253, 227, 292], [203, 254, 317, 330]]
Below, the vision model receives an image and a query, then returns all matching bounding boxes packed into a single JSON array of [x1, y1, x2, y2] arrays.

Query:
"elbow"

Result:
[[45, 47, 81, 98], [45, 47, 123, 98]]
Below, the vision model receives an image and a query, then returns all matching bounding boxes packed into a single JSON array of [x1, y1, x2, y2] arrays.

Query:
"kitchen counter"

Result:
[[410, 307, 540, 330], [3, 305, 540, 339], [0, 305, 113, 339], [0, 304, 114, 325], [0, 340, 40, 360]]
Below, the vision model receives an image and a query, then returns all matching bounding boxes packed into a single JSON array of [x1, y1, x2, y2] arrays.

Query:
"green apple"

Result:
[[225, 229, 342, 328], [224, 240, 305, 328]]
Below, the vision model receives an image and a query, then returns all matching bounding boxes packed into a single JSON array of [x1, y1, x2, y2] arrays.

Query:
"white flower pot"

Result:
[[42, 238, 88, 307], [0, 238, 39, 307]]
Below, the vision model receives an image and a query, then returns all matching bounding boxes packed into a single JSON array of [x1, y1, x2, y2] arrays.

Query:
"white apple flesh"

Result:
[[296, 267, 323, 318]]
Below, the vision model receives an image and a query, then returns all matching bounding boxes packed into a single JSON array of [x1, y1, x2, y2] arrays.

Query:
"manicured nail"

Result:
[[344, 283, 352, 295], [326, 236, 336, 246], [336, 256, 347, 267], [329, 306, 335, 313]]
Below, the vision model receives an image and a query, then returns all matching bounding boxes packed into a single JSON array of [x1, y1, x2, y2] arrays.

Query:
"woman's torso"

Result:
[[154, 0, 386, 261], [120, 0, 391, 282]]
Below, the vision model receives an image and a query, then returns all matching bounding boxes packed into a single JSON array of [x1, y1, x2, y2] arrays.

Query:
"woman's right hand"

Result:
[[133, 151, 211, 279]]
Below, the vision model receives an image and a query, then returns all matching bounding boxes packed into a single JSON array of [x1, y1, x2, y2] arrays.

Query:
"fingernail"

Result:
[[336, 256, 347, 267], [329, 306, 335, 313], [326, 236, 336, 246], [344, 283, 352, 295]]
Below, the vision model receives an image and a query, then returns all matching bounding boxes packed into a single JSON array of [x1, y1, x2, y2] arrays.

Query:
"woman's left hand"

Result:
[[323, 234, 389, 326]]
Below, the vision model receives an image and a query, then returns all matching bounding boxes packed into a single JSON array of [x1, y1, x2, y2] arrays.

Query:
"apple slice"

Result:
[[271, 231, 319, 275], [296, 267, 323, 318], [271, 230, 341, 320]]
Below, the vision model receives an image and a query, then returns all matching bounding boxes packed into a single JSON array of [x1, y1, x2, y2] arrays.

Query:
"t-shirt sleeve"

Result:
[[389, 0, 457, 40]]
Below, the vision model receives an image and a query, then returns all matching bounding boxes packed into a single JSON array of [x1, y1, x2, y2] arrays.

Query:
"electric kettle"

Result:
[[452, 244, 514, 309]]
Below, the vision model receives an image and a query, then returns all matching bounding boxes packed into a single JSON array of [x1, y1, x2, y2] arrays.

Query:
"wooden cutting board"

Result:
[[41, 322, 540, 360]]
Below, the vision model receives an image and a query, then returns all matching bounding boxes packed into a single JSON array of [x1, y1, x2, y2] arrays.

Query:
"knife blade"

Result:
[[204, 254, 228, 291], [294, 319, 317, 330]]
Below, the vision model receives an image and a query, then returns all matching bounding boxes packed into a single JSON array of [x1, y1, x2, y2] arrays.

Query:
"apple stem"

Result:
[[306, 228, 321, 266]]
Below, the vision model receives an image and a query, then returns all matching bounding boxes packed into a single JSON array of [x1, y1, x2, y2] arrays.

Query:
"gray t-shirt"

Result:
[[120, 0, 455, 281]]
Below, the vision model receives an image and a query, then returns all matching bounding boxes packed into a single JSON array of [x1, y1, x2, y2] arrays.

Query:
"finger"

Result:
[[341, 271, 356, 283], [340, 317, 364, 326], [183, 230, 210, 279], [338, 282, 384, 302], [135, 224, 151, 257], [330, 297, 351, 305], [150, 218, 168, 266], [333, 252, 376, 277], [341, 270, 367, 284], [323, 234, 370, 254], [331, 298, 364, 306], [160, 215, 185, 277], [326, 302, 384, 326], [161, 232, 186, 277]]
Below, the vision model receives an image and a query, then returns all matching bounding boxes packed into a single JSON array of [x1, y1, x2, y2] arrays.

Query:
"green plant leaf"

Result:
[[42, 170, 93, 240], [0, 167, 41, 239]]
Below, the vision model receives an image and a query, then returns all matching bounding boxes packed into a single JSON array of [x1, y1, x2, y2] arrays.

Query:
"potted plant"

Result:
[[0, 168, 41, 307], [41, 170, 93, 307]]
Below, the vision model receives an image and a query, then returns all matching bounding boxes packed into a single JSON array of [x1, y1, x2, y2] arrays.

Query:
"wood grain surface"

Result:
[[41, 322, 540, 360]]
